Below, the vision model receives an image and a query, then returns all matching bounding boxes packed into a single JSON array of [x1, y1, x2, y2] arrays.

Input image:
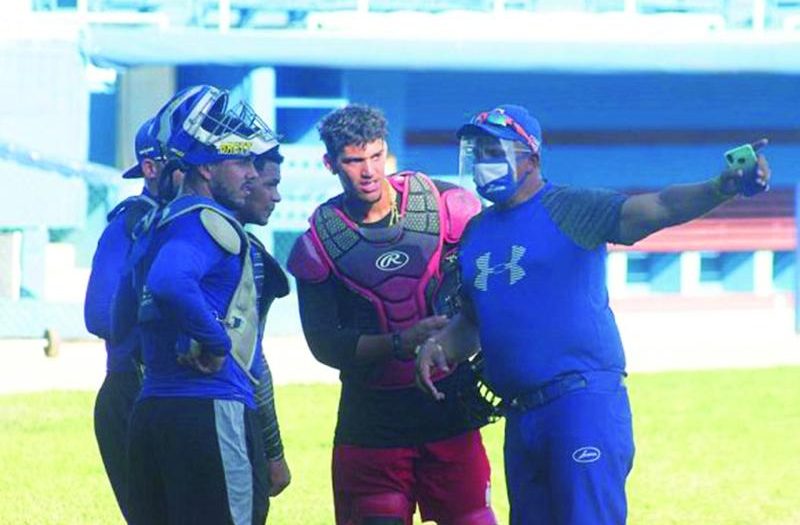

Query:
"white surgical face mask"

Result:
[[459, 136, 531, 204]]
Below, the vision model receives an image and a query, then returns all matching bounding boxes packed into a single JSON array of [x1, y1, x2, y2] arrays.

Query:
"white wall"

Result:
[[0, 39, 89, 160]]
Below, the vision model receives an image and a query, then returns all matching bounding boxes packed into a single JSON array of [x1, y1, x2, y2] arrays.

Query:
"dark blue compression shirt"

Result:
[[84, 190, 155, 373], [249, 238, 284, 460]]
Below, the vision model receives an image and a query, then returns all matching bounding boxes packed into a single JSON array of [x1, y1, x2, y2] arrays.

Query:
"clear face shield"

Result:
[[459, 135, 532, 204]]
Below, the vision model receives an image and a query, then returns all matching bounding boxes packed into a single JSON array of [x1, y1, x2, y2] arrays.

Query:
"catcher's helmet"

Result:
[[155, 84, 278, 167]]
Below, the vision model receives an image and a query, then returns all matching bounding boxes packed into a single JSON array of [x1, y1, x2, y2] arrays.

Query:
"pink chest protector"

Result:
[[290, 172, 480, 388]]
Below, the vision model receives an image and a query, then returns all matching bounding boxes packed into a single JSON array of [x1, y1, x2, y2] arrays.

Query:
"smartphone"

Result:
[[724, 144, 757, 172], [723, 143, 764, 196]]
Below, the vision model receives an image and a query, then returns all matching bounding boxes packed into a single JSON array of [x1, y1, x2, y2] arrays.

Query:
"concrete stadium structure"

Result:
[[0, 0, 798, 337]]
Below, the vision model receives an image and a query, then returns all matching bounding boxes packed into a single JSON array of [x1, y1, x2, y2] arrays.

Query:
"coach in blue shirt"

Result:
[[416, 104, 771, 525]]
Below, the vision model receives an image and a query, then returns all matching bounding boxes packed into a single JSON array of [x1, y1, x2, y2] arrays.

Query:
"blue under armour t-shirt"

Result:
[[459, 182, 629, 398]]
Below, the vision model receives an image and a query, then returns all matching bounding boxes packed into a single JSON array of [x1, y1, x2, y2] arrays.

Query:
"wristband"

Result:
[[391, 332, 411, 361], [709, 175, 737, 200]]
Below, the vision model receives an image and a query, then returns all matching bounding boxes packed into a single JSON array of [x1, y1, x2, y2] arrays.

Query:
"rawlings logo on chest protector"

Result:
[[310, 174, 443, 330], [309, 173, 445, 388], [292, 172, 482, 389], [375, 250, 411, 272]]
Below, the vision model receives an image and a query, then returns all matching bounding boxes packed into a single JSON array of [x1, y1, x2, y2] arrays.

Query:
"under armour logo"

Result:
[[474, 245, 526, 291]]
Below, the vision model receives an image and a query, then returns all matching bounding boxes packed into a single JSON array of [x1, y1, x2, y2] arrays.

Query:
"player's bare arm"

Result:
[[617, 138, 770, 245], [353, 314, 449, 362]]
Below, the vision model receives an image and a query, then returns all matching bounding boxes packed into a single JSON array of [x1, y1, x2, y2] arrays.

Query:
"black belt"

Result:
[[106, 370, 140, 378], [507, 372, 624, 412]]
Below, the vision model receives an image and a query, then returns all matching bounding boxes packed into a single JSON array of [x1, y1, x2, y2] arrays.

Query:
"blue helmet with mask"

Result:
[[155, 85, 279, 168], [457, 105, 542, 205]]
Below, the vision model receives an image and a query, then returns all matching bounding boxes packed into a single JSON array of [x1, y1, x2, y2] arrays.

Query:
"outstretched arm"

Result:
[[617, 139, 770, 245]]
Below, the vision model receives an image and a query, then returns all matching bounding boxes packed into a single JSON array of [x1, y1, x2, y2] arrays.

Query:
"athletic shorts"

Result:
[[332, 430, 493, 524]]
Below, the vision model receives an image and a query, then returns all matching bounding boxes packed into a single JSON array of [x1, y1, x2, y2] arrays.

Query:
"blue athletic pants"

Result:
[[503, 371, 635, 525]]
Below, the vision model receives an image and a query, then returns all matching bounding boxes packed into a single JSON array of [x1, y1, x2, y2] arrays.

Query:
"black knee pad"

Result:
[[351, 491, 410, 524], [361, 518, 404, 525]]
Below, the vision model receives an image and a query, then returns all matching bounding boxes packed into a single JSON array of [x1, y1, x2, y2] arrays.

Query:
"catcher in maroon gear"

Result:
[[288, 104, 497, 525]]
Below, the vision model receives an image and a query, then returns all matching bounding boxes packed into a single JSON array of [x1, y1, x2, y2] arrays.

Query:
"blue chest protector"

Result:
[[106, 194, 158, 238], [126, 195, 262, 384]]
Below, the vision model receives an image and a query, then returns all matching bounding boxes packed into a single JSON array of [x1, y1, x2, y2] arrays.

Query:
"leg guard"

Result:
[[351, 492, 412, 525], [447, 507, 498, 525], [361, 519, 404, 525]]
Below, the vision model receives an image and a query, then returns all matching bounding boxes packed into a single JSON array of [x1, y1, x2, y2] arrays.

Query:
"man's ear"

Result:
[[140, 159, 159, 181], [322, 153, 336, 175], [523, 153, 540, 170], [517, 153, 540, 178], [171, 168, 186, 190], [196, 164, 214, 182]]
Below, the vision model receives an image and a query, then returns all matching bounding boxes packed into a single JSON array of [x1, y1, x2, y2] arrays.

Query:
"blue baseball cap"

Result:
[[122, 117, 164, 179], [457, 104, 542, 153]]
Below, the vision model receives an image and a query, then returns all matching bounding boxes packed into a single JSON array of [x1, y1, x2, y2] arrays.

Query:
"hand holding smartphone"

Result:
[[724, 143, 767, 196]]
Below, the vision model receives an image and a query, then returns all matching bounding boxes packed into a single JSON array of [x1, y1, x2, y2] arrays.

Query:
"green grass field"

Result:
[[1, 367, 799, 524]]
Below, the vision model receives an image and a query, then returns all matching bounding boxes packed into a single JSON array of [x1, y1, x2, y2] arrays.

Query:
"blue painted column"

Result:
[[246, 67, 277, 256], [649, 253, 681, 293], [721, 252, 755, 292], [795, 182, 799, 333], [344, 71, 408, 170]]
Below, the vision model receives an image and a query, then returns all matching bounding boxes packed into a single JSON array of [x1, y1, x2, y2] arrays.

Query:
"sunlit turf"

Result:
[[1, 367, 799, 524]]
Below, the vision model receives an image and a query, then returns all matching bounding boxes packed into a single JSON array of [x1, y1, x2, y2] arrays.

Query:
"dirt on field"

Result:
[[1, 301, 798, 394]]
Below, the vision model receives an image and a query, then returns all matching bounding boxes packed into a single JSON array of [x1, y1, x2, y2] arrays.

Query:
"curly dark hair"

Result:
[[317, 104, 388, 161]]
